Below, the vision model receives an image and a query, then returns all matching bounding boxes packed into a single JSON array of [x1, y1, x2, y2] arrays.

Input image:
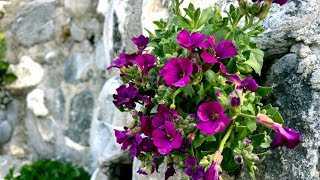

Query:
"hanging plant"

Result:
[[108, 0, 300, 179]]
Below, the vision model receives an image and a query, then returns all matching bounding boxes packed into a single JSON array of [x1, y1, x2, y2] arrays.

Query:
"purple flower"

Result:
[[107, 53, 136, 70], [139, 115, 154, 137], [138, 137, 156, 153], [204, 151, 223, 180], [132, 35, 149, 52], [137, 168, 148, 175], [183, 157, 204, 180], [113, 83, 138, 109], [196, 101, 231, 135], [235, 156, 243, 164], [177, 30, 206, 50], [255, 114, 302, 149], [136, 54, 156, 74], [200, 36, 237, 64], [152, 121, 183, 155], [272, 0, 288, 6], [165, 162, 176, 180], [270, 124, 301, 149], [227, 74, 259, 92], [160, 58, 194, 87], [114, 128, 142, 158], [152, 105, 178, 128], [252, 0, 287, 6], [204, 162, 220, 180], [230, 92, 240, 107], [245, 139, 251, 146]]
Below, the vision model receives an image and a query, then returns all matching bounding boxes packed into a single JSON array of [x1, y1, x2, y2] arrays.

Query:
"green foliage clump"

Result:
[[5, 159, 91, 180]]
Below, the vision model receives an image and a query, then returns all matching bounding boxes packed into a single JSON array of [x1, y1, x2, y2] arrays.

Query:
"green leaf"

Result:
[[243, 48, 264, 75], [193, 135, 206, 148], [4, 73, 17, 84], [221, 148, 240, 172], [272, 111, 284, 124], [206, 135, 216, 142], [193, 8, 201, 24], [163, 44, 174, 55], [172, 16, 191, 29], [198, 7, 214, 27], [182, 84, 195, 97], [0, 60, 9, 74], [150, 105, 158, 114], [226, 59, 238, 74], [204, 69, 217, 84], [214, 26, 233, 41], [250, 133, 265, 147], [256, 86, 272, 97], [243, 117, 257, 132], [195, 84, 205, 104]]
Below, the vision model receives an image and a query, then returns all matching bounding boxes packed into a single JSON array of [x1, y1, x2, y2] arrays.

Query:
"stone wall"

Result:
[[0, 0, 319, 179]]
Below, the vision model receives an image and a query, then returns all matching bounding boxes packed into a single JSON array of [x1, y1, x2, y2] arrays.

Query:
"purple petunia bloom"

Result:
[[200, 36, 237, 64], [177, 30, 206, 50], [270, 123, 301, 149], [139, 115, 154, 137], [107, 53, 137, 70], [136, 54, 156, 74], [255, 114, 301, 149], [113, 83, 138, 109], [132, 35, 149, 52], [165, 162, 176, 180], [152, 105, 178, 128], [227, 74, 259, 92], [137, 168, 148, 175], [204, 151, 223, 180], [152, 121, 183, 155], [114, 128, 142, 158], [230, 92, 240, 107], [138, 137, 156, 153], [183, 157, 204, 180], [252, 0, 287, 6], [196, 101, 231, 135], [160, 58, 194, 87]]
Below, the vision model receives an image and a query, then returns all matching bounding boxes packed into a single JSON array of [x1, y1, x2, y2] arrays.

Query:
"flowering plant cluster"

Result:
[[108, 0, 300, 179]]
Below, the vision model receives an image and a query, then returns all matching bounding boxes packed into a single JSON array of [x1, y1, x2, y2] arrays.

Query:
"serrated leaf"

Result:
[[256, 86, 272, 97], [0, 60, 9, 74], [250, 133, 265, 147], [243, 48, 264, 75], [195, 84, 205, 104], [206, 135, 216, 142], [198, 7, 214, 27], [193, 135, 206, 148], [182, 84, 195, 96], [214, 26, 233, 41], [172, 16, 191, 29], [4, 73, 17, 84], [221, 148, 240, 172], [272, 111, 284, 124], [244, 117, 257, 132]]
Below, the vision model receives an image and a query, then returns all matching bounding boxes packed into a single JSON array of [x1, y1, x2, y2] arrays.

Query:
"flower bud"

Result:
[[234, 155, 243, 164], [258, 3, 272, 20], [256, 114, 275, 128], [200, 157, 209, 167]]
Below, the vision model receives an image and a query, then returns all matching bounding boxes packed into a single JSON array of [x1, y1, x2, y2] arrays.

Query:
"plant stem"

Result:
[[218, 123, 235, 151], [239, 113, 256, 119]]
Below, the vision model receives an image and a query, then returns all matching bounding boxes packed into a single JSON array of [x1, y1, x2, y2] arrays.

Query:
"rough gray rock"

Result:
[[90, 76, 132, 166], [257, 44, 320, 179], [64, 53, 94, 84], [66, 90, 94, 146], [11, 0, 55, 47], [0, 121, 13, 144]]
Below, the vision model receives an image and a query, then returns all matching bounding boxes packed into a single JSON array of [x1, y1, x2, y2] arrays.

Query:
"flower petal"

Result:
[[201, 52, 218, 64], [172, 76, 190, 87], [177, 30, 192, 48], [216, 40, 237, 59], [152, 129, 170, 148]]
